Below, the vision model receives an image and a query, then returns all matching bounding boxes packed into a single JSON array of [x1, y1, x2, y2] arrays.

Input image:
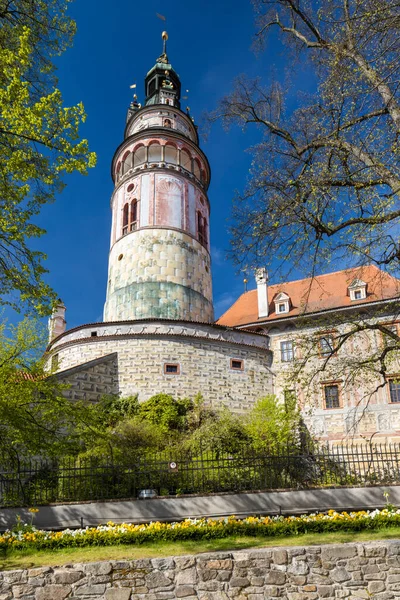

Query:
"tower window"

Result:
[[148, 143, 162, 162], [122, 203, 129, 235], [230, 359, 244, 371], [197, 212, 208, 248], [133, 146, 146, 167], [130, 199, 138, 231], [164, 363, 180, 374], [122, 200, 138, 236], [180, 149, 192, 171]]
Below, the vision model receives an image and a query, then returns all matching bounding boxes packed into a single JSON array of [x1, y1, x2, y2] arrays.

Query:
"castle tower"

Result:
[[104, 33, 213, 323]]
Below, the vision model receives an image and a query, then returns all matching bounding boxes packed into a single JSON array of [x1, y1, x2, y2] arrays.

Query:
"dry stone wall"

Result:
[[1, 541, 400, 599]]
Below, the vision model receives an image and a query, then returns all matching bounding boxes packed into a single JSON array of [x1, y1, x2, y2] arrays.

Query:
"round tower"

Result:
[[104, 33, 213, 323]]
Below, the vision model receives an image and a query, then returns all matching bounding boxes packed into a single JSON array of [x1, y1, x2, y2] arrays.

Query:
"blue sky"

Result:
[[29, 0, 302, 329]]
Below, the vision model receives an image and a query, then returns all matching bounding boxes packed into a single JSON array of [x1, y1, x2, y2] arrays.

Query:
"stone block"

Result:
[[105, 590, 132, 600], [75, 584, 107, 595], [176, 586, 196, 597], [35, 585, 72, 600], [230, 577, 250, 588], [368, 581, 386, 594], [146, 572, 172, 589], [176, 568, 196, 585], [265, 570, 286, 585], [317, 585, 334, 597], [321, 546, 358, 561], [331, 568, 351, 583], [273, 550, 288, 565], [52, 570, 83, 584]]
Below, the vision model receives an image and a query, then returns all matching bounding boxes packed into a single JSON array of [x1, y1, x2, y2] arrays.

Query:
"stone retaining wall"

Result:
[[1, 540, 400, 599]]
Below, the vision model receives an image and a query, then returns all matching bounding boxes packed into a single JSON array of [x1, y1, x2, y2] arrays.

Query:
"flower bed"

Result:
[[1, 509, 400, 552]]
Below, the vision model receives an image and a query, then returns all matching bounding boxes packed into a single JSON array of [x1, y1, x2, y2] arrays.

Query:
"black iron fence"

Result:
[[1, 443, 399, 507]]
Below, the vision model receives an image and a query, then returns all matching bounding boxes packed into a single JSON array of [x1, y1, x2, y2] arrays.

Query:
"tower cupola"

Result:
[[144, 32, 181, 109]]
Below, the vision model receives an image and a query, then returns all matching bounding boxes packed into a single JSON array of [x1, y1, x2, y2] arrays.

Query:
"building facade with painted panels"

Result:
[[47, 34, 400, 443], [217, 265, 400, 443]]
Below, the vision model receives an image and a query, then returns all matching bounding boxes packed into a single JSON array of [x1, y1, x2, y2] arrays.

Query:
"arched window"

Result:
[[122, 151, 132, 175], [164, 118, 172, 128], [148, 143, 161, 162], [200, 169, 206, 184], [133, 146, 146, 167], [130, 199, 138, 231], [181, 149, 192, 171], [165, 145, 177, 164], [193, 159, 201, 180], [122, 203, 129, 235], [116, 161, 121, 180]]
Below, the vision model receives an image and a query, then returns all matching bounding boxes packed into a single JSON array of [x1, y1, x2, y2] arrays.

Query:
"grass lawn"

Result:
[[1, 527, 400, 571]]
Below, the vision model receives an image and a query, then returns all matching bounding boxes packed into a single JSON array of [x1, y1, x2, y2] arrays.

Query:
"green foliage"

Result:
[[187, 407, 251, 455], [245, 394, 302, 452], [0, 318, 87, 460], [138, 394, 192, 433], [0, 1, 96, 315]]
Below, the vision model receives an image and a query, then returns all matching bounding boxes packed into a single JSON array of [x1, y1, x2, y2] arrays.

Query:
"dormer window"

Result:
[[348, 279, 367, 301], [274, 292, 290, 315]]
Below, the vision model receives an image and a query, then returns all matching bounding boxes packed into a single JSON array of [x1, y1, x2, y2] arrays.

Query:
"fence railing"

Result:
[[1, 443, 399, 508]]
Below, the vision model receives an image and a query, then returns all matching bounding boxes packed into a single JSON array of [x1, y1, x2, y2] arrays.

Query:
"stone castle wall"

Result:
[[49, 323, 273, 408], [1, 541, 400, 599]]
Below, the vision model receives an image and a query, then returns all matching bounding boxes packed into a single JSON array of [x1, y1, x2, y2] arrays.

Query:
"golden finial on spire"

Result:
[[162, 31, 168, 55]]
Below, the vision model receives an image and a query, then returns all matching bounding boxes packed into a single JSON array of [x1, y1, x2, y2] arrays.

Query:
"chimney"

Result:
[[255, 268, 269, 318], [48, 299, 66, 342]]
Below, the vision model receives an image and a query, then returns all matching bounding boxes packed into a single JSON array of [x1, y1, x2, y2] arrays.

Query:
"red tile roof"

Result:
[[216, 266, 400, 328]]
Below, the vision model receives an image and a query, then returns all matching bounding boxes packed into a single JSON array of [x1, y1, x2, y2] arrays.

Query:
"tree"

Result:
[[212, 0, 400, 424], [0, 318, 84, 461], [0, 1, 96, 315], [214, 0, 400, 279], [245, 394, 303, 451]]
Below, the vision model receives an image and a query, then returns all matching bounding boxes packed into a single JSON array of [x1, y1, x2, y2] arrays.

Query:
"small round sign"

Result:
[[169, 461, 178, 471]]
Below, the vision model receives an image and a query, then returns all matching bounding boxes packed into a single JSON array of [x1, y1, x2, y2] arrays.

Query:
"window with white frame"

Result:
[[348, 279, 367, 301], [280, 340, 294, 362], [274, 292, 290, 314]]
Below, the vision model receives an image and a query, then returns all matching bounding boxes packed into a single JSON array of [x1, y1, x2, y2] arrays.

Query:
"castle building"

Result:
[[47, 34, 274, 412], [47, 35, 400, 443]]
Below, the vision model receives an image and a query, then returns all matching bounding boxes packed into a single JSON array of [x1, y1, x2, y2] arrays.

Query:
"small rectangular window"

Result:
[[389, 379, 400, 403], [230, 359, 244, 371], [280, 340, 294, 362], [319, 335, 334, 357], [164, 363, 180, 374], [278, 303, 286, 313], [354, 290, 362, 299], [324, 384, 340, 409], [91, 331, 98, 337]]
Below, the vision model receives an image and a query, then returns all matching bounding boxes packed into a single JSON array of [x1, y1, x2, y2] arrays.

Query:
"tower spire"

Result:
[[162, 31, 168, 57]]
